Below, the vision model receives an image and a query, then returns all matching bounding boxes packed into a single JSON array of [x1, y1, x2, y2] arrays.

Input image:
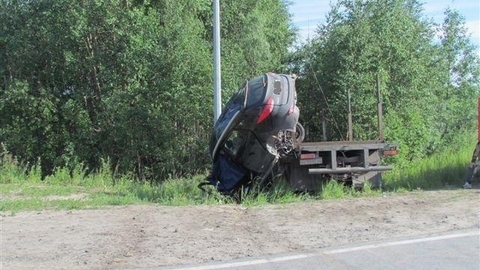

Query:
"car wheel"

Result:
[[295, 122, 305, 143]]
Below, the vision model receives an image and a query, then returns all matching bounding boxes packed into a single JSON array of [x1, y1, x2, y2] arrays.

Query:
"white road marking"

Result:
[[172, 254, 314, 270], [170, 231, 479, 270], [324, 231, 480, 254]]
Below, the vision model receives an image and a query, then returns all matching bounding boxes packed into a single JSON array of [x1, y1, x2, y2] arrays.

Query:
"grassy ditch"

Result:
[[0, 142, 474, 212], [0, 156, 224, 212], [383, 145, 473, 191]]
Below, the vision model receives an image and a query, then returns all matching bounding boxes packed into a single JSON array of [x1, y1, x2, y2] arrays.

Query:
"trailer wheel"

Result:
[[352, 172, 382, 190], [369, 174, 382, 189]]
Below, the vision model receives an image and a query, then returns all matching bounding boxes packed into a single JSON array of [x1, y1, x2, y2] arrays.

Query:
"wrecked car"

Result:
[[204, 73, 304, 195]]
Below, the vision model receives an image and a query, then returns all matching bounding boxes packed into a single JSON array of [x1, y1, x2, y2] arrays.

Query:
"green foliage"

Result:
[[317, 179, 382, 200], [0, 151, 222, 211], [383, 133, 474, 190], [320, 180, 346, 199], [0, 147, 25, 184], [1, 0, 478, 192], [0, 0, 295, 183], [220, 0, 295, 95], [292, 0, 479, 166], [0, 135, 475, 212], [240, 180, 306, 206]]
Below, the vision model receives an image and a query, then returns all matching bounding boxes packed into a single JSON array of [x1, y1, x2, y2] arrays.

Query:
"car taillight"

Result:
[[257, 97, 274, 123]]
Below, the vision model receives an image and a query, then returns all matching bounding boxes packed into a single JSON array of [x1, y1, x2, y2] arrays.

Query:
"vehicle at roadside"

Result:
[[205, 73, 303, 195], [202, 72, 398, 198]]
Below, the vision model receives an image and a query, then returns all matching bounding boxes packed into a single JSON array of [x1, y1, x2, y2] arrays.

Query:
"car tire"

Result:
[[295, 122, 305, 143]]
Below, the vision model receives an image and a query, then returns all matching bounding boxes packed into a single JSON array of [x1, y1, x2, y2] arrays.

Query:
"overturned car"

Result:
[[205, 73, 304, 195]]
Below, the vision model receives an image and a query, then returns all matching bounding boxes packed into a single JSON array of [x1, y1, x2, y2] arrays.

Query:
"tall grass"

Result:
[[0, 154, 221, 211], [383, 142, 473, 190], [1, 135, 476, 212], [240, 180, 308, 206]]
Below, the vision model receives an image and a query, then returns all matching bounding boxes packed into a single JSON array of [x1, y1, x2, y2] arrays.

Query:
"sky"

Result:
[[289, 0, 480, 48]]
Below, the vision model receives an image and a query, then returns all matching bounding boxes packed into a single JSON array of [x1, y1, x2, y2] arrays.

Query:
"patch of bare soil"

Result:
[[1, 189, 479, 269]]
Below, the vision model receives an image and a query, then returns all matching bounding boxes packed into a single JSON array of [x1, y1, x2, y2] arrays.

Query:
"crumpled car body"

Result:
[[207, 73, 301, 194]]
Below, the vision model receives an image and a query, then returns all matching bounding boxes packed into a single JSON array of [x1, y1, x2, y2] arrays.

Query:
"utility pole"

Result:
[[377, 72, 384, 141], [213, 0, 222, 122], [347, 88, 353, 141]]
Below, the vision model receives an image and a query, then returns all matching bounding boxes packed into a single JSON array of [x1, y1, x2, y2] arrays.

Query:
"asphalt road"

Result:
[[146, 230, 480, 270]]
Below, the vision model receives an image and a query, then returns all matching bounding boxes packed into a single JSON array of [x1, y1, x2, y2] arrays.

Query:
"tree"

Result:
[[434, 8, 480, 148], [290, 0, 479, 161], [219, 0, 295, 97], [0, 0, 296, 181]]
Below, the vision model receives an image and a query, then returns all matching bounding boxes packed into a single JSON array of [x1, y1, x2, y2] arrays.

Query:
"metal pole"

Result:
[[322, 117, 327, 141], [213, 0, 222, 122], [377, 72, 384, 141], [347, 89, 353, 141]]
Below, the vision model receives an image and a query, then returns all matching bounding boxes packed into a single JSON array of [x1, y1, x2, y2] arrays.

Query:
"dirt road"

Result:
[[1, 189, 479, 269]]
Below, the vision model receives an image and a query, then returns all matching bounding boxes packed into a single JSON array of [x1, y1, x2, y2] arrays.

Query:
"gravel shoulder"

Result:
[[1, 189, 479, 269]]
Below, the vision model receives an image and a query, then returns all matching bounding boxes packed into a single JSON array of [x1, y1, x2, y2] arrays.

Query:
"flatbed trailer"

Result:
[[284, 140, 398, 191], [283, 76, 398, 191]]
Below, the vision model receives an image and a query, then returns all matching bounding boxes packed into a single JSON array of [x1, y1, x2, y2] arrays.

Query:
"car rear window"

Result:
[[244, 74, 267, 109]]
